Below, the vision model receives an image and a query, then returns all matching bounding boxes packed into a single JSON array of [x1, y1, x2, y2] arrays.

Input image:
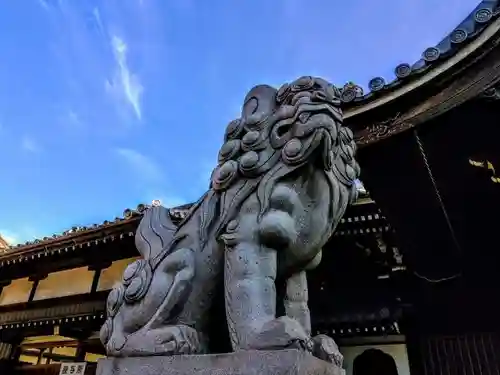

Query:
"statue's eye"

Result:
[[276, 123, 292, 137], [270, 122, 293, 149], [314, 91, 328, 101], [243, 97, 258, 117]]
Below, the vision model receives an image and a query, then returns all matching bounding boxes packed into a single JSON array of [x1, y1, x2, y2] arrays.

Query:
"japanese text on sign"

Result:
[[59, 362, 87, 375]]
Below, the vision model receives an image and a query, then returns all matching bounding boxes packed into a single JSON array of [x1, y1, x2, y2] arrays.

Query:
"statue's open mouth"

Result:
[[269, 94, 343, 171]]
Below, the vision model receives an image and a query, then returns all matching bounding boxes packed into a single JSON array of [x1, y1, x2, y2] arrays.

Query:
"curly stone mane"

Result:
[[178, 76, 360, 247]]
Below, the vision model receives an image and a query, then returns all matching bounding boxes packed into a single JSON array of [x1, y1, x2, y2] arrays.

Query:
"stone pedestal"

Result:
[[96, 349, 343, 375]]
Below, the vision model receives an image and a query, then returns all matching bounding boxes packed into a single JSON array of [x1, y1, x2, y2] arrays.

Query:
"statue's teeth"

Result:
[[299, 112, 310, 124]]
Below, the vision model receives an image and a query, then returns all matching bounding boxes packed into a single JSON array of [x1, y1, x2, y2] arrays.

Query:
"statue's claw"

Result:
[[247, 316, 313, 352], [110, 325, 207, 357], [311, 334, 343, 367]]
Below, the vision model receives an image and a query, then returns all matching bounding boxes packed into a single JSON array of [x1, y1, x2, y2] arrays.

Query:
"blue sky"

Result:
[[0, 0, 478, 244]]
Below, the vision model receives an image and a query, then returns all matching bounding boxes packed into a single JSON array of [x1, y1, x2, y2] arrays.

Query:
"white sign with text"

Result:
[[59, 362, 87, 375]]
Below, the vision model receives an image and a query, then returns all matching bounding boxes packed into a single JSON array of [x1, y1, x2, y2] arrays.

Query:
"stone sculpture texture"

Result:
[[99, 76, 360, 368]]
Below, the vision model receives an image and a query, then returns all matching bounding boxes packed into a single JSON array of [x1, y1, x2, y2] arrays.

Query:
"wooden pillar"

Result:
[[75, 343, 86, 361], [0, 341, 15, 373], [36, 348, 46, 365], [47, 347, 53, 364], [88, 262, 111, 293]]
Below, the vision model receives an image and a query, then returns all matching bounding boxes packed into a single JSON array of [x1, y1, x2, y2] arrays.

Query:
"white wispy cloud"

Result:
[[92, 7, 105, 37], [115, 148, 162, 182], [21, 136, 41, 153], [106, 35, 143, 121], [36, 0, 50, 11], [36, 0, 155, 130]]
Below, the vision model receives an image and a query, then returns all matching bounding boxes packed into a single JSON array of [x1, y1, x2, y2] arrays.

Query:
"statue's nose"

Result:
[[290, 91, 313, 106], [312, 91, 328, 102]]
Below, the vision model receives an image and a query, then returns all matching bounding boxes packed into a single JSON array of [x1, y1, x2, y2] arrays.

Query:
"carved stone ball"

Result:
[[283, 139, 303, 158], [225, 119, 243, 141], [242, 130, 260, 146], [219, 141, 235, 157], [240, 151, 260, 170], [218, 140, 240, 162], [218, 161, 236, 179], [212, 160, 239, 190]]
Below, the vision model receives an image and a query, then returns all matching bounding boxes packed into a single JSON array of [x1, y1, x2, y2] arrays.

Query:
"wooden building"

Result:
[[340, 0, 500, 373], [0, 196, 406, 375], [1, 0, 500, 373]]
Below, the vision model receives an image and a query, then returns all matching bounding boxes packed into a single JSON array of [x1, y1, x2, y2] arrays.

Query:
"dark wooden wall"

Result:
[[354, 97, 500, 375], [413, 333, 500, 375]]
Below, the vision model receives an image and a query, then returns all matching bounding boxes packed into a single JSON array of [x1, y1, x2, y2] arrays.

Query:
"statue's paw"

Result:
[[157, 325, 207, 355], [109, 325, 207, 357], [248, 316, 313, 352], [311, 334, 343, 367]]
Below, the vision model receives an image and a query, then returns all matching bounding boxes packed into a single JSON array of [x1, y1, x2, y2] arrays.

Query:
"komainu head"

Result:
[[212, 76, 360, 202]]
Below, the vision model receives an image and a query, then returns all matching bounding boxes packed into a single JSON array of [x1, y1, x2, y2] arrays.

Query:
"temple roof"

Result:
[[0, 182, 376, 264], [341, 0, 500, 109], [0, 203, 190, 261]]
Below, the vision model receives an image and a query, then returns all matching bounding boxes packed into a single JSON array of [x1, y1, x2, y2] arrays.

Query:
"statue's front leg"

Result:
[[224, 241, 277, 349], [224, 242, 310, 351], [284, 270, 311, 336]]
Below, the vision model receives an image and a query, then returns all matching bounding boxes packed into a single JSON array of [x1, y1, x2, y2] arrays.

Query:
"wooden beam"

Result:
[[21, 335, 76, 348], [27, 280, 39, 303], [90, 269, 101, 294]]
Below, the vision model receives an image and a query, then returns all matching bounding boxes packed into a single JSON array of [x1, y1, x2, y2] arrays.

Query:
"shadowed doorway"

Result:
[[353, 348, 398, 375]]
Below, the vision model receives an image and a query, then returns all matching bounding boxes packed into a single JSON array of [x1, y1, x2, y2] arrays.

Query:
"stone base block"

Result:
[[96, 349, 343, 375]]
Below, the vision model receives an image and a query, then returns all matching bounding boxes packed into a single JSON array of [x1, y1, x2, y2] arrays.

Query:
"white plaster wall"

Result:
[[340, 343, 411, 375]]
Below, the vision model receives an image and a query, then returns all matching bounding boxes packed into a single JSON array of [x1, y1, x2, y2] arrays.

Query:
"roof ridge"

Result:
[[2, 202, 195, 256], [339, 0, 500, 106], [4, 203, 146, 254]]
